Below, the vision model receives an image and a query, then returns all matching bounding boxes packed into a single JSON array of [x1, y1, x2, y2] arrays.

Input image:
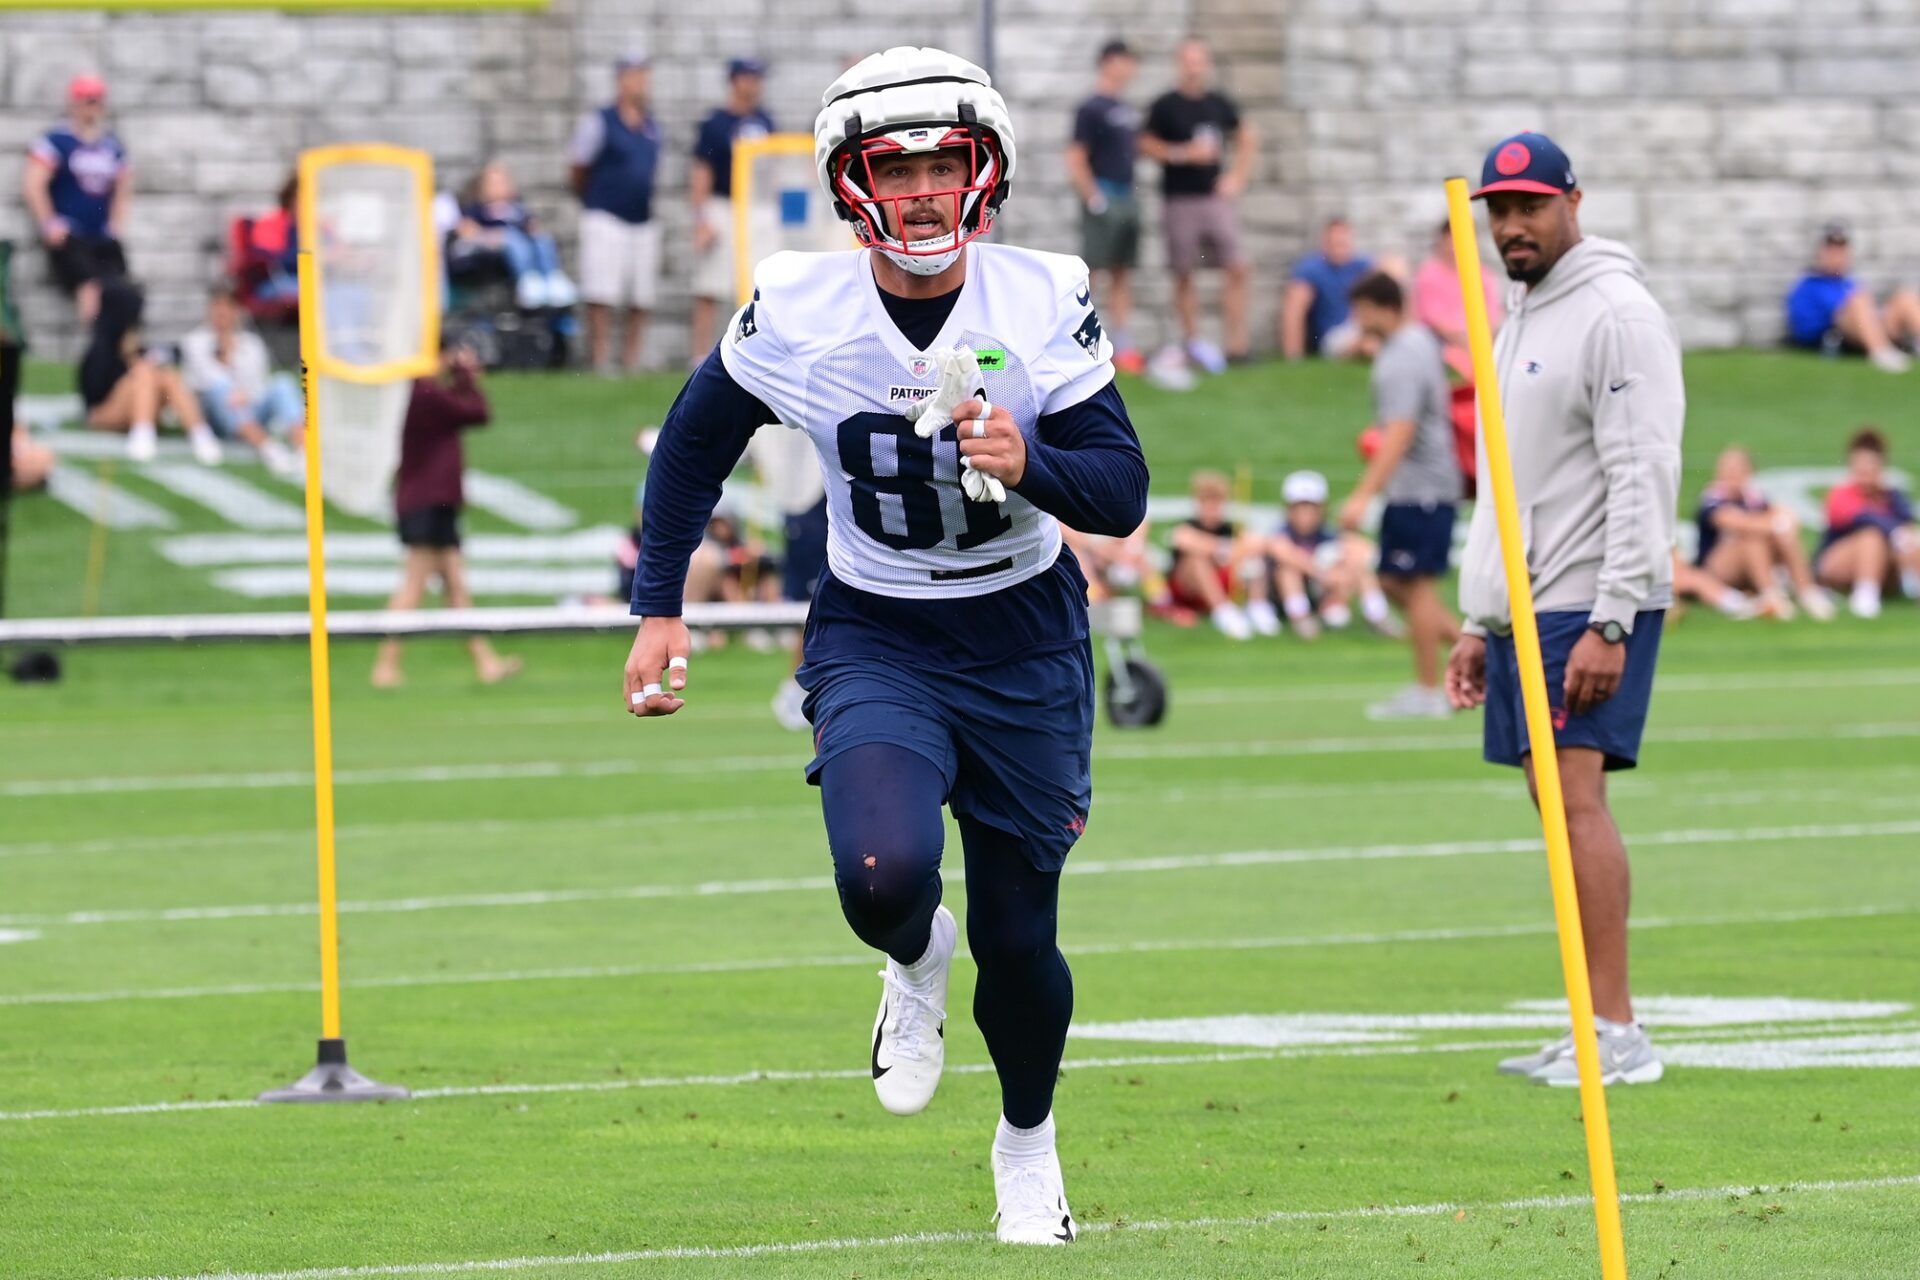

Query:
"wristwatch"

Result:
[[1587, 620, 1627, 645]]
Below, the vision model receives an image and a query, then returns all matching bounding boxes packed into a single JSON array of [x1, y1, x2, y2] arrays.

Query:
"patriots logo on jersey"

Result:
[[1072, 309, 1104, 359], [736, 290, 761, 341]]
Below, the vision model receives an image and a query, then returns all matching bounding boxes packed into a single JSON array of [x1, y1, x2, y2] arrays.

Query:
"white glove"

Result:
[[903, 343, 1005, 504]]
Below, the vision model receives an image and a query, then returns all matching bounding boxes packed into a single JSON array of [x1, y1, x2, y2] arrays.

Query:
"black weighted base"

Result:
[[258, 1038, 410, 1103]]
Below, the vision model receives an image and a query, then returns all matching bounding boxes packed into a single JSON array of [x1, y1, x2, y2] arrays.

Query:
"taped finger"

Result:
[[667, 654, 690, 689]]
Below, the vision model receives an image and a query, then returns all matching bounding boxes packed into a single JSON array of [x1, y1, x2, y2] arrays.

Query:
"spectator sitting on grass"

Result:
[[456, 161, 577, 311], [1815, 426, 1920, 619], [1168, 469, 1276, 640], [1785, 222, 1918, 375], [80, 279, 221, 465], [1694, 445, 1833, 621], [23, 74, 130, 325], [1281, 217, 1374, 360], [371, 338, 520, 689], [1264, 469, 1397, 641], [181, 282, 303, 475], [10, 425, 53, 493], [1062, 520, 1189, 622]]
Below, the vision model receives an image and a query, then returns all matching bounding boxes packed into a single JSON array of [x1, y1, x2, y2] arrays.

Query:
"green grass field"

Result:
[[3, 353, 1918, 1278]]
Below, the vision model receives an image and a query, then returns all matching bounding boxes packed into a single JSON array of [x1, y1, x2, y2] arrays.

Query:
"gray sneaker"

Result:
[[1365, 684, 1453, 720], [1533, 1020, 1664, 1088], [1498, 1031, 1573, 1077]]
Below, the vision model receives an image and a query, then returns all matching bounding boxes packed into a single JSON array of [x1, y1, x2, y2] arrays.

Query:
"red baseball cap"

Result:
[[68, 73, 107, 102]]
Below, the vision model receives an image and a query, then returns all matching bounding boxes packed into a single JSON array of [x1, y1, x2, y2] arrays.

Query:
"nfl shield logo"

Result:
[[910, 357, 934, 378]]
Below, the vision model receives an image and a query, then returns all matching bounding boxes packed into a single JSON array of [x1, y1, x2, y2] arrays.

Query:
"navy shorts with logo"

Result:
[[1377, 501, 1456, 578], [798, 642, 1095, 873], [1484, 609, 1664, 772]]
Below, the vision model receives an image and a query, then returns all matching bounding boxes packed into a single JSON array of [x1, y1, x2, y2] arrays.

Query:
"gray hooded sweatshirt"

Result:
[[1458, 236, 1684, 636]]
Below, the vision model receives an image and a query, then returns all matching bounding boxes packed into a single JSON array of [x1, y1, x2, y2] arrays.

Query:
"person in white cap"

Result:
[[621, 46, 1149, 1243], [1265, 468, 1396, 640]]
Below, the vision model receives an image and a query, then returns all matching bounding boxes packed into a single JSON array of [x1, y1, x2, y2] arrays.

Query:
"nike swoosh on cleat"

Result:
[[871, 1002, 890, 1079], [1056, 1208, 1074, 1241]]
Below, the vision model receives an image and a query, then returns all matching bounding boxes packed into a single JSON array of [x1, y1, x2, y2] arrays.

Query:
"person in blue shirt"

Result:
[[1784, 222, 1919, 374], [568, 51, 663, 373], [23, 74, 131, 324], [454, 161, 578, 311], [689, 58, 776, 362], [1280, 217, 1374, 360]]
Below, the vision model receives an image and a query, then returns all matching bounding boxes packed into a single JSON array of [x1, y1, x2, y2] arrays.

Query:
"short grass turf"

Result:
[[2, 352, 1919, 1278]]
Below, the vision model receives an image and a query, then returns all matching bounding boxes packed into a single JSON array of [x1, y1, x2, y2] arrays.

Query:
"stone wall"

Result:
[[2, 0, 1914, 362]]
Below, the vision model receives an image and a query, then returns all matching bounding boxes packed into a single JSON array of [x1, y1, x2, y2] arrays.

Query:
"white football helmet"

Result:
[[814, 46, 1017, 276]]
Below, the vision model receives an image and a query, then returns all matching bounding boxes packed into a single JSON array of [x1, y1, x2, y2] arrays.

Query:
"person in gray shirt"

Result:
[[1338, 270, 1462, 720]]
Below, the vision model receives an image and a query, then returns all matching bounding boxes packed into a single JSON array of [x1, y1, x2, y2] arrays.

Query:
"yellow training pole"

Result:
[[258, 250, 405, 1101], [297, 251, 344, 1046], [1445, 177, 1628, 1280]]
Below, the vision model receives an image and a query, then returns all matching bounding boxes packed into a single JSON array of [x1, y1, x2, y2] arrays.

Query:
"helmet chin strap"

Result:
[[879, 235, 964, 276]]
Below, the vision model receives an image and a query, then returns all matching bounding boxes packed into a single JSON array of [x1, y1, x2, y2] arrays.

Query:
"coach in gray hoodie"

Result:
[[1444, 133, 1683, 1089]]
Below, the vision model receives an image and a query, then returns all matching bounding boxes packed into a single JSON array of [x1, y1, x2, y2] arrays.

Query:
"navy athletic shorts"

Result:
[[1377, 501, 1456, 578], [797, 641, 1095, 873], [1483, 609, 1664, 772]]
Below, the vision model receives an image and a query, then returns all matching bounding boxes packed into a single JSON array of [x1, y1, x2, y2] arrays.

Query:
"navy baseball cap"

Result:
[[1472, 132, 1577, 199], [728, 57, 767, 79]]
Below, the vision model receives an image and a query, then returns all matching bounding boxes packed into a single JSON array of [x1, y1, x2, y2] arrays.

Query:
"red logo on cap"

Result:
[[1495, 142, 1531, 176]]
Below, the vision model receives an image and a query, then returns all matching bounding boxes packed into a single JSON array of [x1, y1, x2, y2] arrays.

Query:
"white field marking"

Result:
[[1176, 666, 1920, 705], [7, 902, 1919, 1008], [15, 720, 1920, 800], [10, 818, 1920, 930], [0, 928, 41, 944], [1663, 1031, 1920, 1070], [142, 463, 305, 529], [107, 1173, 1920, 1279], [159, 527, 627, 567], [0, 1039, 1554, 1125], [43, 465, 177, 528], [211, 564, 616, 600], [462, 471, 580, 530], [1073, 997, 1914, 1049]]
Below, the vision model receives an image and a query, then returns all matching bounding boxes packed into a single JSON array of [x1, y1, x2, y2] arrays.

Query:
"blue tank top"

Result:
[[583, 106, 660, 224]]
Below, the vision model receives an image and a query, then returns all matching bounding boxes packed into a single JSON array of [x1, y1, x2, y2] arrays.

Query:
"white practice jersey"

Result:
[[720, 242, 1115, 599]]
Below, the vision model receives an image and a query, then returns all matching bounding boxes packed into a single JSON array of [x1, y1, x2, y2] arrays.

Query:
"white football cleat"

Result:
[[992, 1119, 1076, 1245], [870, 904, 955, 1116]]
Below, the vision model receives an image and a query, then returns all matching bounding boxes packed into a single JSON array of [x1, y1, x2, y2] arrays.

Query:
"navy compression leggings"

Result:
[[819, 743, 1073, 1128]]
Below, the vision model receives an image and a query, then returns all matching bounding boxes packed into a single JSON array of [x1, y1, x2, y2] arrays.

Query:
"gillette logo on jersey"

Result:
[[815, 47, 1016, 278]]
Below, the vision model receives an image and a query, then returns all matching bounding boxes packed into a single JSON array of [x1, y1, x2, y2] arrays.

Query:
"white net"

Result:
[[304, 150, 436, 518], [733, 139, 851, 305]]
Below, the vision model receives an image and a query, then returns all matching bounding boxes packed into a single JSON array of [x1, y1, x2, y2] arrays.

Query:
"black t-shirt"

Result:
[[1145, 90, 1241, 197], [879, 281, 963, 349], [1072, 94, 1140, 189]]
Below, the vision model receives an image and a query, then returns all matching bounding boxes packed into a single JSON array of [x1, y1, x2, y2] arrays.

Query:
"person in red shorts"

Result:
[[1816, 426, 1920, 619], [371, 339, 522, 688], [1168, 468, 1273, 639]]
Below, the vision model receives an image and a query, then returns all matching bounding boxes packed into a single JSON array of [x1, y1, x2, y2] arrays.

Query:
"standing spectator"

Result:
[[1066, 40, 1144, 375], [1785, 222, 1918, 374], [1815, 427, 1920, 618], [457, 161, 577, 311], [1140, 37, 1255, 375], [1168, 469, 1276, 639], [181, 283, 304, 475], [371, 340, 521, 688], [1447, 133, 1684, 1087], [79, 279, 220, 465], [1694, 445, 1832, 621], [1413, 217, 1504, 379], [569, 51, 663, 374], [689, 58, 776, 363], [23, 74, 131, 325], [1281, 217, 1374, 360], [1339, 271, 1463, 718]]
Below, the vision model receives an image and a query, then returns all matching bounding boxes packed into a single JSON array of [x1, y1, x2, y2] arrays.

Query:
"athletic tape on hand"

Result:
[[639, 683, 662, 700], [667, 656, 689, 672]]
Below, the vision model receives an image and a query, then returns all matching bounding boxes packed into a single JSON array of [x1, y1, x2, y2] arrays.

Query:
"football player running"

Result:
[[622, 48, 1148, 1244]]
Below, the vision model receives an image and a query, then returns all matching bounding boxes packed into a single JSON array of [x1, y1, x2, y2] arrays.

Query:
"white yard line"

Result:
[[7, 819, 1918, 931], [111, 1173, 1920, 1278], [462, 471, 580, 530], [43, 465, 177, 528], [12, 720, 1920, 799], [0, 1040, 1552, 1124], [142, 464, 306, 529], [1177, 666, 1920, 705], [4, 902, 1915, 1008], [211, 565, 615, 600]]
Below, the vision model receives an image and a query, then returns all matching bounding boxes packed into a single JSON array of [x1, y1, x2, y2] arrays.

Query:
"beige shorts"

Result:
[[1163, 193, 1247, 273], [579, 208, 661, 309], [690, 200, 735, 302]]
